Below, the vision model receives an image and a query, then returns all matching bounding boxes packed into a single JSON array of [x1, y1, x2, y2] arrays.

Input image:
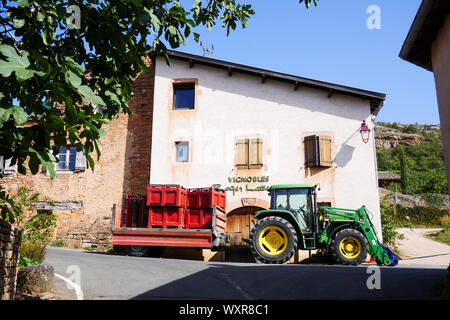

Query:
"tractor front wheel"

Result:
[[250, 216, 297, 264], [330, 229, 368, 265]]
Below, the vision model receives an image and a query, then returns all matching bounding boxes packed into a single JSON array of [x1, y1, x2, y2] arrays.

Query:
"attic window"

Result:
[[173, 83, 195, 109], [304, 135, 332, 168]]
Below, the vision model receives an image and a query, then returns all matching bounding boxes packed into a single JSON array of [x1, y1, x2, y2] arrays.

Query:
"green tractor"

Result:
[[249, 184, 400, 266]]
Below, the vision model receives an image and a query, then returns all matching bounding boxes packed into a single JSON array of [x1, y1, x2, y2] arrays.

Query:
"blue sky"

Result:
[[177, 0, 439, 125]]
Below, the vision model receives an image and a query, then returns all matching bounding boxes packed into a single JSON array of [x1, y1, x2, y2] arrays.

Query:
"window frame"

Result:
[[175, 141, 190, 163], [172, 83, 195, 110], [57, 146, 78, 171]]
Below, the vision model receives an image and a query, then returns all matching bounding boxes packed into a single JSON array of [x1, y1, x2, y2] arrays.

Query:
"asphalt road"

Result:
[[45, 247, 448, 300]]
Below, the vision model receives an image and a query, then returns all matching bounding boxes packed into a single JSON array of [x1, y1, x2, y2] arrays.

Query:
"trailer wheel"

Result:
[[330, 229, 368, 265], [127, 246, 149, 257], [250, 216, 297, 264]]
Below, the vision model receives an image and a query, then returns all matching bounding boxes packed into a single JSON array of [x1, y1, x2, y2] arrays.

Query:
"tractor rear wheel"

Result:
[[250, 216, 297, 264], [330, 229, 368, 265]]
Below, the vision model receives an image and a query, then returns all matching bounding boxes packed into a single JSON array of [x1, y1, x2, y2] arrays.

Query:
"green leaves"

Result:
[[138, 7, 161, 32], [78, 85, 105, 107], [28, 147, 57, 178], [0, 45, 42, 81], [0, 106, 28, 126]]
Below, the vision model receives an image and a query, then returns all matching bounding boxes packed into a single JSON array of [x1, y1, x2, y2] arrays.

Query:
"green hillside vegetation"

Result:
[[376, 124, 448, 196]]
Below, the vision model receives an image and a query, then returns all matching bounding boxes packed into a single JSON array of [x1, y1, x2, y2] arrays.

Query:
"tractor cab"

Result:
[[269, 184, 317, 234]]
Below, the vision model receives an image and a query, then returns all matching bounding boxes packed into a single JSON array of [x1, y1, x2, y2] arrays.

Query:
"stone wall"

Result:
[[0, 58, 155, 251], [0, 219, 22, 300]]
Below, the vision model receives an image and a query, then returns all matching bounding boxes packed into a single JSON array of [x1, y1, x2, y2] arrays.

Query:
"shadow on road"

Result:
[[130, 261, 448, 300]]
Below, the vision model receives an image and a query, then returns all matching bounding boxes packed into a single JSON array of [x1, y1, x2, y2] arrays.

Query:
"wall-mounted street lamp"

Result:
[[360, 120, 371, 143]]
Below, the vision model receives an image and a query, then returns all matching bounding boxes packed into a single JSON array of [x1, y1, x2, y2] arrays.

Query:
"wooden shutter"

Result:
[[318, 135, 332, 167], [249, 138, 263, 169], [75, 150, 87, 171], [236, 139, 249, 169], [304, 135, 318, 167]]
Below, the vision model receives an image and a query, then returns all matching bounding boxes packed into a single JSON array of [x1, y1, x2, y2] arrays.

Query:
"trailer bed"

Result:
[[112, 227, 215, 248]]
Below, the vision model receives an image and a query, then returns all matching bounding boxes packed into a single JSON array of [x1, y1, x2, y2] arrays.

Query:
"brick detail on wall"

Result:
[[124, 57, 155, 196], [0, 219, 22, 300]]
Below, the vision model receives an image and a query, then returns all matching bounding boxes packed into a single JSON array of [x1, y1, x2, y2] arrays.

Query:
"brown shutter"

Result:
[[304, 135, 318, 167], [249, 138, 263, 169], [318, 135, 332, 167], [236, 139, 249, 169]]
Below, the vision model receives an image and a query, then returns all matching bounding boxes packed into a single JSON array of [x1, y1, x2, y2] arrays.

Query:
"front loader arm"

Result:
[[356, 206, 400, 266], [320, 206, 400, 266]]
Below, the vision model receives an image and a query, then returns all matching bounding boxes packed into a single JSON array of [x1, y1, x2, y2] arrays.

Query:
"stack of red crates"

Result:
[[185, 187, 226, 229], [146, 185, 187, 229]]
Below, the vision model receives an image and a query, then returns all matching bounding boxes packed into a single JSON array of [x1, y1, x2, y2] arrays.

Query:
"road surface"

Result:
[[45, 247, 447, 300], [396, 228, 450, 266]]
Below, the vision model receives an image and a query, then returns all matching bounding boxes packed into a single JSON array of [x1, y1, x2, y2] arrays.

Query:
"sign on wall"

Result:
[[213, 176, 270, 195]]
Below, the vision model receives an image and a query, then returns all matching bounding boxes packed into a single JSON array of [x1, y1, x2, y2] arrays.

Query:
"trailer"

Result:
[[111, 185, 229, 256]]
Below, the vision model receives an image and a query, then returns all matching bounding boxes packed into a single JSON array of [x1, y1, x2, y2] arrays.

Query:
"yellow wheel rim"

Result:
[[339, 237, 361, 259], [258, 226, 288, 256]]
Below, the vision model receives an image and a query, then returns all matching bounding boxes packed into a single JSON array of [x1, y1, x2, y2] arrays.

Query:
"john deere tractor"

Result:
[[249, 184, 400, 265]]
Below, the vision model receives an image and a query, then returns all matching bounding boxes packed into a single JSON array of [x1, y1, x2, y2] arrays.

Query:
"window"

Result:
[[236, 138, 263, 169], [274, 189, 288, 210], [304, 135, 332, 168], [175, 142, 189, 163], [57, 146, 86, 171], [173, 83, 195, 109]]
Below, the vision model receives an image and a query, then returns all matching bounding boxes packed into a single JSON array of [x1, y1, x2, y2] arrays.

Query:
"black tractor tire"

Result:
[[330, 228, 368, 265], [249, 216, 298, 264], [127, 245, 149, 257]]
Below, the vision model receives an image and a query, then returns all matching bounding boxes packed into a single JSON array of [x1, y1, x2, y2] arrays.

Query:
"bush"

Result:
[[1, 186, 57, 268], [440, 216, 450, 230], [50, 239, 66, 247], [394, 204, 449, 227], [420, 193, 446, 208], [19, 239, 47, 268], [380, 201, 402, 246]]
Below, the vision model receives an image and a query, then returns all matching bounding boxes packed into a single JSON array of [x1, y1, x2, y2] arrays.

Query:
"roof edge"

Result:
[[150, 49, 386, 113], [399, 0, 435, 70]]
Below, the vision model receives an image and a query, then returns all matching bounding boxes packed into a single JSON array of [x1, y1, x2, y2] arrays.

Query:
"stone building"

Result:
[[0, 50, 386, 251]]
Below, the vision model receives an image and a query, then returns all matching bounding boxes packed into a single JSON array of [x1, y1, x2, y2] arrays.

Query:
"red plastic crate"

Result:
[[147, 207, 185, 229], [121, 195, 148, 228], [187, 188, 226, 210], [147, 185, 187, 207], [185, 209, 213, 229]]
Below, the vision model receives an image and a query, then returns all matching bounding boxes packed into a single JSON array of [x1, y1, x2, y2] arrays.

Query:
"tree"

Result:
[[0, 1, 317, 221], [402, 124, 418, 134], [399, 147, 409, 194]]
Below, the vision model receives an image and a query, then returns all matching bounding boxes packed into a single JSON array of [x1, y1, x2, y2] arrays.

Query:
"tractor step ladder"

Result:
[[302, 232, 316, 249]]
